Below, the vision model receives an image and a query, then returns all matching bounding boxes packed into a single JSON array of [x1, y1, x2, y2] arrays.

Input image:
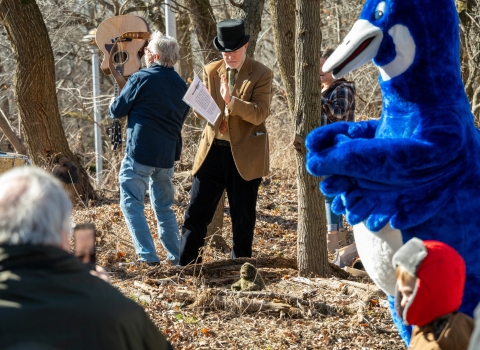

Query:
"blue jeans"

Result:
[[119, 155, 179, 263], [325, 195, 344, 232]]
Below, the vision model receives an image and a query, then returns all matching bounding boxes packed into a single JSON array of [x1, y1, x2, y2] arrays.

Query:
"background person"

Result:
[[320, 48, 356, 253], [0, 166, 172, 350], [110, 31, 190, 266], [179, 19, 273, 265]]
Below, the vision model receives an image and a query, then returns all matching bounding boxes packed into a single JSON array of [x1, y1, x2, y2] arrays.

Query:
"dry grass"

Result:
[[71, 153, 406, 349], [64, 180, 402, 346]]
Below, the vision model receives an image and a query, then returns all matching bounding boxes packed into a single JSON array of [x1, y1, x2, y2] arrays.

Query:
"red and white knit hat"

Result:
[[392, 238, 466, 326]]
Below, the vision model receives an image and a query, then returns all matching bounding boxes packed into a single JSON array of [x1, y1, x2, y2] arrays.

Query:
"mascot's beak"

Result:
[[323, 19, 383, 79]]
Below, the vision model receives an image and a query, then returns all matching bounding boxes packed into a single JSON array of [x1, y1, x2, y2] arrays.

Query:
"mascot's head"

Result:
[[323, 0, 466, 105]]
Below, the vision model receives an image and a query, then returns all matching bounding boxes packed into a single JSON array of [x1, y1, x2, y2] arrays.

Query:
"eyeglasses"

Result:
[[145, 47, 152, 55]]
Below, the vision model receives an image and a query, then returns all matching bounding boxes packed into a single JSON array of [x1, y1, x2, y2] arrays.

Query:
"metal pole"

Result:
[[91, 48, 103, 186], [165, 0, 177, 39]]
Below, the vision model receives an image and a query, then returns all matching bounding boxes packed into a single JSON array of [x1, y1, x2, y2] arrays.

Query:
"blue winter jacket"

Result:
[[110, 63, 190, 168]]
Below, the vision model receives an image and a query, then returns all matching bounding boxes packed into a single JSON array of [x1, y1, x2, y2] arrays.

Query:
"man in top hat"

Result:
[[179, 19, 273, 265]]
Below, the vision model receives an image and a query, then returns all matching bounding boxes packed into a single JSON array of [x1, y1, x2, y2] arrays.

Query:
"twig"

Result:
[[119, 0, 133, 15], [229, 0, 243, 8], [148, 257, 298, 277]]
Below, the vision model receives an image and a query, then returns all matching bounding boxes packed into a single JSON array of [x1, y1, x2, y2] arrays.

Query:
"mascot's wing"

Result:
[[306, 109, 467, 232]]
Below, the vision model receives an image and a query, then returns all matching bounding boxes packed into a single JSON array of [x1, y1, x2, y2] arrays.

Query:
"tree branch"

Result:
[[97, 0, 115, 14], [122, 6, 148, 15], [0, 107, 26, 155], [229, 0, 244, 9], [111, 0, 121, 15], [119, 0, 133, 15], [473, 84, 480, 114]]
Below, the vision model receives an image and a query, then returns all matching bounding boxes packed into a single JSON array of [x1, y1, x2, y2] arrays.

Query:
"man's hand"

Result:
[[220, 74, 231, 105]]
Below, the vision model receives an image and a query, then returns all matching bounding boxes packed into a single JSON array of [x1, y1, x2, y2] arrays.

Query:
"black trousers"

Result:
[[179, 142, 262, 265]]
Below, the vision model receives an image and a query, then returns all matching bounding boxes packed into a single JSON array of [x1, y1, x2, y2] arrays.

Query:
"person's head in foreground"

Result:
[[393, 238, 465, 326], [0, 166, 72, 248], [214, 18, 249, 69], [0, 166, 173, 349]]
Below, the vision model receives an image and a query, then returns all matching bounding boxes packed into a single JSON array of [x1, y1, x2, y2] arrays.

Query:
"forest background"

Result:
[[0, 0, 479, 349]]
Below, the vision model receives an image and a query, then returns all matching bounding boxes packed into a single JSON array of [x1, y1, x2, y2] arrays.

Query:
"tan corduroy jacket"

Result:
[[409, 312, 474, 350], [192, 56, 273, 181]]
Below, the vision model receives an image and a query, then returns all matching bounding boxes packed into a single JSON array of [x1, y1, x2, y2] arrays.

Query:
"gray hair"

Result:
[[0, 166, 72, 246], [149, 31, 180, 68]]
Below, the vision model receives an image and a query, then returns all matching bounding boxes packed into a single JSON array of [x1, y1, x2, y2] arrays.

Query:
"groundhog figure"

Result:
[[231, 262, 265, 291]]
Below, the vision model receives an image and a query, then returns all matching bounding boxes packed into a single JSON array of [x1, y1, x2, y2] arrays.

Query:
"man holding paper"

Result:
[[179, 19, 273, 265]]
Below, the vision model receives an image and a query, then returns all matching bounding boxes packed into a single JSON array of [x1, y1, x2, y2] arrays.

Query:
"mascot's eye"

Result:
[[374, 1, 386, 20]]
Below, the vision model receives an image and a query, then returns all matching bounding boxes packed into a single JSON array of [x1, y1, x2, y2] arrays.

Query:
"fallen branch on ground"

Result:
[[174, 287, 359, 316], [148, 257, 350, 279], [291, 276, 384, 297]]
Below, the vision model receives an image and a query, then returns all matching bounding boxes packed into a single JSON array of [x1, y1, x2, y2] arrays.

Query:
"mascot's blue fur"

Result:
[[306, 0, 480, 345]]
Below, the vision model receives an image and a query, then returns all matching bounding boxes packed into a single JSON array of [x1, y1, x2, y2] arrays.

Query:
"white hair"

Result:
[[0, 166, 72, 246], [149, 31, 180, 68]]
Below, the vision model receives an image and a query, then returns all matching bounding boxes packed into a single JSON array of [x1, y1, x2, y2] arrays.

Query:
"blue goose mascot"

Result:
[[306, 0, 480, 345]]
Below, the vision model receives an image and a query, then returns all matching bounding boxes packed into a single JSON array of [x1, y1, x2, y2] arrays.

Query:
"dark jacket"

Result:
[[110, 64, 190, 168], [0, 245, 172, 350]]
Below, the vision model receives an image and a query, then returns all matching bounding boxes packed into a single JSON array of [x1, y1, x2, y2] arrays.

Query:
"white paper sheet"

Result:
[[183, 73, 221, 125]]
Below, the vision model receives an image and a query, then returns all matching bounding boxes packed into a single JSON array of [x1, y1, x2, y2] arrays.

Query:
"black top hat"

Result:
[[213, 19, 250, 52]]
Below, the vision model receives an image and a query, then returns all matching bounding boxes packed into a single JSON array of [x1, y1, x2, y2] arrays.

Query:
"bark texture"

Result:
[[293, 0, 330, 277], [0, 0, 94, 201], [184, 0, 220, 64], [232, 0, 266, 58], [184, 0, 224, 239], [205, 192, 230, 252], [0, 60, 25, 154], [177, 0, 194, 81], [0, 108, 25, 155], [457, 0, 476, 100], [269, 0, 296, 115]]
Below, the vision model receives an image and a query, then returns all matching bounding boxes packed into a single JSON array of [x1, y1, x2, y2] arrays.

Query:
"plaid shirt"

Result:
[[321, 79, 356, 125]]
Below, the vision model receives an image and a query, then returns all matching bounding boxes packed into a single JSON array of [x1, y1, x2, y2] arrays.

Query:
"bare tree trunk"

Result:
[[177, 0, 194, 81], [206, 191, 230, 252], [0, 0, 95, 202], [184, 0, 220, 64], [232, 0, 266, 58], [269, 0, 296, 115], [134, 0, 166, 32], [0, 108, 26, 155], [270, 0, 328, 275], [457, 0, 476, 99], [0, 60, 25, 154], [456, 0, 480, 124], [293, 0, 330, 277], [184, 0, 224, 240], [335, 3, 342, 44]]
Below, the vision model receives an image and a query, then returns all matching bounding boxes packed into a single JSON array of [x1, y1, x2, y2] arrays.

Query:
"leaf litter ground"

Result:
[[72, 175, 406, 350]]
